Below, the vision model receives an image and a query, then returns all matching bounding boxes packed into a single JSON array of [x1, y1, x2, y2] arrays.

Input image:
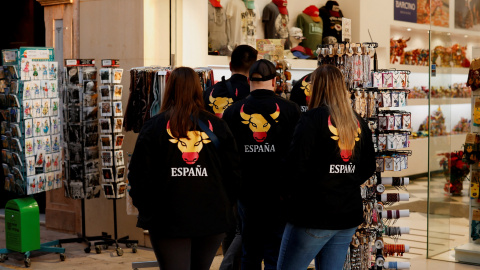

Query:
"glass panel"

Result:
[[428, 29, 453, 260], [427, 18, 473, 263]]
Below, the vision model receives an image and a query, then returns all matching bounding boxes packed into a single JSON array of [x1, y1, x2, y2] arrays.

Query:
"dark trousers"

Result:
[[148, 230, 224, 270], [220, 205, 242, 270], [237, 200, 286, 270]]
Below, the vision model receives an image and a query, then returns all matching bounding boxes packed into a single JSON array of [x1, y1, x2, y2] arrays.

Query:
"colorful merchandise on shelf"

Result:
[[451, 118, 471, 134], [1, 47, 62, 195], [390, 39, 471, 68], [418, 107, 447, 136], [439, 151, 469, 195]]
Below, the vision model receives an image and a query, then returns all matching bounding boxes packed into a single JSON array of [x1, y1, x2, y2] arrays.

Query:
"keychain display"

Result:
[[343, 62, 412, 269], [100, 60, 126, 199], [1, 47, 62, 195], [63, 59, 101, 199], [317, 42, 377, 89]]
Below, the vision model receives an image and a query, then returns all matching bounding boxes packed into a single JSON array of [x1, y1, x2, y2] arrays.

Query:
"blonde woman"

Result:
[[277, 65, 376, 270]]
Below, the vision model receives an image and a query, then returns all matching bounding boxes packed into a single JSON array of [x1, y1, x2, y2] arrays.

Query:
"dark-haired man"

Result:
[[223, 59, 301, 270], [204, 45, 258, 118]]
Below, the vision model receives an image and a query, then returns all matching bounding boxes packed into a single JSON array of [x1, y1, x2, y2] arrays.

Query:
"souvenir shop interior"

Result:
[[1, 0, 480, 269]]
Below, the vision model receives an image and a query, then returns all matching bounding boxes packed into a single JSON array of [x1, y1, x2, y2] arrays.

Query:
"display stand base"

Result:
[[0, 240, 66, 268], [93, 235, 138, 256], [58, 232, 112, 253], [455, 243, 480, 265]]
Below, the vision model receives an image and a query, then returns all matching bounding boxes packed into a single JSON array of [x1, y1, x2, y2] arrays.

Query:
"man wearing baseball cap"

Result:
[[223, 59, 301, 270]]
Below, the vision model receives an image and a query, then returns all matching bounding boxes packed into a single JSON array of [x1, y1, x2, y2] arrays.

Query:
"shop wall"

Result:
[[79, 0, 170, 246]]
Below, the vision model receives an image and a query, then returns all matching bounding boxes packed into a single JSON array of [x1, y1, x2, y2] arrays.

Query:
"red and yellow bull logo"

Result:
[[300, 77, 312, 104], [240, 104, 280, 143], [208, 88, 237, 118], [167, 120, 212, 165], [328, 116, 361, 162]]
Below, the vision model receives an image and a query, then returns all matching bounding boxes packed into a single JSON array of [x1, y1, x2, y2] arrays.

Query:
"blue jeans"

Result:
[[237, 200, 285, 270], [277, 223, 356, 270]]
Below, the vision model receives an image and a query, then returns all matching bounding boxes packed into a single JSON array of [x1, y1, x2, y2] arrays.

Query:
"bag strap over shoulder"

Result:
[[222, 76, 236, 100], [194, 116, 220, 149]]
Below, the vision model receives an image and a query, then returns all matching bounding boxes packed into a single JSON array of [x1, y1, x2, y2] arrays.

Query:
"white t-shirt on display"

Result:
[[226, 0, 247, 48]]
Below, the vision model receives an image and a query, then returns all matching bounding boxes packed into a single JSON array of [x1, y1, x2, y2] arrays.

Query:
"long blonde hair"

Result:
[[309, 65, 358, 153]]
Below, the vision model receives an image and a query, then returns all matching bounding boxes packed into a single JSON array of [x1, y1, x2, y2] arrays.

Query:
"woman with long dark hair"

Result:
[[128, 67, 240, 270], [277, 65, 376, 270]]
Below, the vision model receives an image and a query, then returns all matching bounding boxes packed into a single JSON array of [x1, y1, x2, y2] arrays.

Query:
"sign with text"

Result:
[[394, 0, 417, 23]]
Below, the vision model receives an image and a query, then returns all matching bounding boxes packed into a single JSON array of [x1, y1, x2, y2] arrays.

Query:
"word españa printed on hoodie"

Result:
[[166, 120, 211, 177]]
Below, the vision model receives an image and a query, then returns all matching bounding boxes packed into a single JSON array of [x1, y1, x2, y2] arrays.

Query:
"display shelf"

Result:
[[455, 243, 480, 264], [383, 134, 467, 177], [406, 98, 470, 106]]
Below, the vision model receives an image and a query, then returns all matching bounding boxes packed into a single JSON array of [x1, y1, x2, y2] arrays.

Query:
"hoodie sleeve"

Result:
[[219, 120, 241, 205], [127, 118, 156, 213], [284, 113, 318, 193]]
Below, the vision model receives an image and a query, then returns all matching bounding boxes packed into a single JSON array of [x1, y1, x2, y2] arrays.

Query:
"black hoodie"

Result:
[[284, 106, 376, 229], [128, 112, 241, 237]]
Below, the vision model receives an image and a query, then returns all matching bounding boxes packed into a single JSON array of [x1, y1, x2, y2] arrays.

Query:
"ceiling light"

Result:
[[465, 35, 469, 38], [407, 28, 412, 31]]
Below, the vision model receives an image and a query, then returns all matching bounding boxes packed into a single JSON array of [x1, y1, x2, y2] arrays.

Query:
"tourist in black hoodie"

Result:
[[223, 59, 301, 270], [128, 67, 240, 270], [277, 65, 376, 270]]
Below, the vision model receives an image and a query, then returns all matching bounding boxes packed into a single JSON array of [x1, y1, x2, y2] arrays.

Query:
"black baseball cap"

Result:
[[249, 59, 277, 81]]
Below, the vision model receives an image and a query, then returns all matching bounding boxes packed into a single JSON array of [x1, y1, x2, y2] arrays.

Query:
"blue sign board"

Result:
[[394, 0, 417, 23]]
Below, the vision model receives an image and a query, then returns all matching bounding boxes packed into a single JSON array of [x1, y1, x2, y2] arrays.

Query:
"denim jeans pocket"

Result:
[[304, 228, 334, 239]]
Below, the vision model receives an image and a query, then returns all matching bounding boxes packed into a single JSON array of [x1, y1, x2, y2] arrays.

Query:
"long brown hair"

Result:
[[160, 67, 206, 138], [309, 64, 358, 153]]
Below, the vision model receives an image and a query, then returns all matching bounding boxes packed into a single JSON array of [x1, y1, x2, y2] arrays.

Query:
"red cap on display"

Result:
[[209, 0, 222, 8], [303, 5, 321, 23], [273, 0, 288, 15]]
